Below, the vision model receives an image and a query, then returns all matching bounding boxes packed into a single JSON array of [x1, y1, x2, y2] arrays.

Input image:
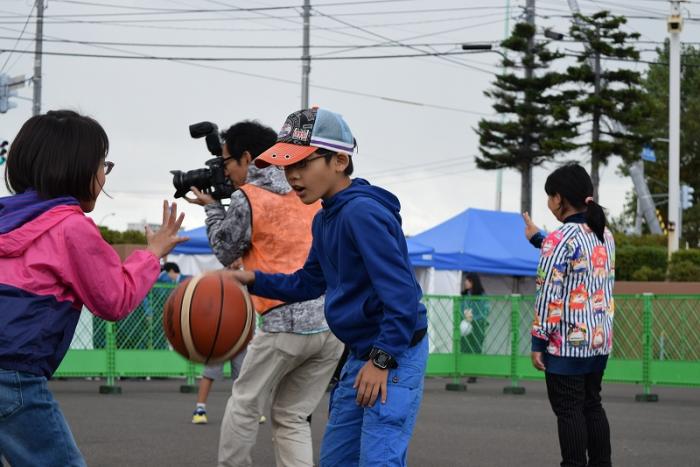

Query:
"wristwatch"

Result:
[[369, 347, 398, 370]]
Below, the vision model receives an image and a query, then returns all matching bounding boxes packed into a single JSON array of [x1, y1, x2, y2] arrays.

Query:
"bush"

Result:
[[120, 230, 147, 244], [613, 233, 667, 248], [616, 246, 668, 281], [668, 249, 700, 281], [630, 266, 666, 281], [668, 261, 700, 281], [99, 226, 147, 245], [670, 249, 700, 267]]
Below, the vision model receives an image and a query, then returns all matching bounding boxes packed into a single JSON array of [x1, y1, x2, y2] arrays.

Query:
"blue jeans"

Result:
[[320, 336, 428, 467], [0, 369, 86, 467]]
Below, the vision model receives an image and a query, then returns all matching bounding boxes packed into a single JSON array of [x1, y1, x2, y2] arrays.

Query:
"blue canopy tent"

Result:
[[174, 228, 440, 267], [172, 226, 212, 255], [409, 208, 540, 354], [406, 238, 435, 268], [169, 226, 221, 274], [409, 208, 538, 277]]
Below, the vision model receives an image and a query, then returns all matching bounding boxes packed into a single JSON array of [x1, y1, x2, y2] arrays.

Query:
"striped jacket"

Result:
[[532, 222, 616, 358]]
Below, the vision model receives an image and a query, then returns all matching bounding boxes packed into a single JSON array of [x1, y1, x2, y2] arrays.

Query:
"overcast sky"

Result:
[[0, 0, 697, 235]]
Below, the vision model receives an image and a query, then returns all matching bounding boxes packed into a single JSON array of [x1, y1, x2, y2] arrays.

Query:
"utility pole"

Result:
[[32, 0, 44, 116], [667, 1, 684, 255], [591, 24, 602, 200], [495, 0, 511, 211], [301, 0, 311, 109], [520, 0, 535, 215]]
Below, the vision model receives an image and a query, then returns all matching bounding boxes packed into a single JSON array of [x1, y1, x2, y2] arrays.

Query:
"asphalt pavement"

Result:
[[48, 377, 700, 466]]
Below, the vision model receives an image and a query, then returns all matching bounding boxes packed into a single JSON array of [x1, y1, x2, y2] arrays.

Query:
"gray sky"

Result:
[[0, 0, 698, 235]]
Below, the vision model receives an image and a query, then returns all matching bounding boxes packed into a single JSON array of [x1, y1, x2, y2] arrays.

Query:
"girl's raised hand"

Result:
[[522, 212, 541, 240], [146, 201, 190, 258]]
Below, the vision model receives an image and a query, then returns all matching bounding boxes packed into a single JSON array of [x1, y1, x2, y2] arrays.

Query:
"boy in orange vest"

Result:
[[185, 120, 343, 467]]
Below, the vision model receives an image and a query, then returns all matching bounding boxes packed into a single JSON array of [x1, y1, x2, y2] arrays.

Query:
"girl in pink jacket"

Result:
[[0, 110, 186, 466]]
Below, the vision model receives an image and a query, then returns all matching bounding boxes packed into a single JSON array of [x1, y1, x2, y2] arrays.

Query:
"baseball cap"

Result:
[[255, 108, 355, 168]]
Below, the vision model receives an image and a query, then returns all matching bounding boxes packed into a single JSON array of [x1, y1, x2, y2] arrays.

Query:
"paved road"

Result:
[[48, 377, 700, 466]]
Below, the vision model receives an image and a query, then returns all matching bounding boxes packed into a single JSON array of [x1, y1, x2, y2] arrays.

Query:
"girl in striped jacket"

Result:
[[523, 164, 615, 467]]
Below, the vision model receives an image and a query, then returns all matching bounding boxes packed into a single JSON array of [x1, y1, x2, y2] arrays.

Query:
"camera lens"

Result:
[[170, 168, 213, 198]]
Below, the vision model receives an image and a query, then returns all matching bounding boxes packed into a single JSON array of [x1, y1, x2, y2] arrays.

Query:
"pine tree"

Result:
[[566, 11, 646, 199], [476, 22, 577, 214]]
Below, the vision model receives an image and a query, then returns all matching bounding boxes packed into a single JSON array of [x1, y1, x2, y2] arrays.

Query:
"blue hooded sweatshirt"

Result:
[[250, 178, 428, 360]]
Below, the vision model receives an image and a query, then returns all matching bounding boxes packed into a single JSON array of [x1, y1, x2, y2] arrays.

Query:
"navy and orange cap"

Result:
[[256, 108, 355, 168]]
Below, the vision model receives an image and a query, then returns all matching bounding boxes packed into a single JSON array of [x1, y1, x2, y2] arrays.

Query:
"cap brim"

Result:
[[255, 143, 318, 168]]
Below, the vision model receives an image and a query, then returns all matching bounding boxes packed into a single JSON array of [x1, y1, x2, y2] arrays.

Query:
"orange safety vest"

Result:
[[239, 184, 320, 314]]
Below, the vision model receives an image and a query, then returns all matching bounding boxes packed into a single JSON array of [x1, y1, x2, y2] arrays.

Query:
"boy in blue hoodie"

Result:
[[228, 108, 428, 467]]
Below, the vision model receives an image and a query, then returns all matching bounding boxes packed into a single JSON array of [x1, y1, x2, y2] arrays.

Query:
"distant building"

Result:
[[127, 220, 161, 232]]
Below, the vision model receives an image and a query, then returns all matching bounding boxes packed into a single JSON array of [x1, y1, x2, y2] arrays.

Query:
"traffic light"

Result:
[[0, 140, 7, 166], [681, 184, 695, 210], [0, 74, 19, 114]]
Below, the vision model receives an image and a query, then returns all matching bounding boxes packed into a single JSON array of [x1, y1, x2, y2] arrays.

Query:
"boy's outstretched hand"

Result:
[[354, 361, 388, 407], [522, 212, 540, 240], [220, 269, 255, 285], [146, 201, 189, 258]]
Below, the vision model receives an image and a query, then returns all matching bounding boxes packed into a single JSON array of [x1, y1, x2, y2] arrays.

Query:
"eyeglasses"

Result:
[[275, 154, 327, 172], [103, 160, 115, 175]]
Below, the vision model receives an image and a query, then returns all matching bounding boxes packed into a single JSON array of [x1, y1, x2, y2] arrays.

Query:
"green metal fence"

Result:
[[423, 293, 700, 397], [55, 286, 700, 397]]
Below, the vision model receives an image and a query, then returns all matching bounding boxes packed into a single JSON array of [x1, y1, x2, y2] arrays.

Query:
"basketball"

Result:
[[162, 271, 255, 364]]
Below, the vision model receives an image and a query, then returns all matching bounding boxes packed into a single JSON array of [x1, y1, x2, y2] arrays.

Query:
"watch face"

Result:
[[373, 352, 390, 369]]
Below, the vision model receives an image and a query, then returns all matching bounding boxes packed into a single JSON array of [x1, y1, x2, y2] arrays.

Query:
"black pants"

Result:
[[545, 372, 612, 467]]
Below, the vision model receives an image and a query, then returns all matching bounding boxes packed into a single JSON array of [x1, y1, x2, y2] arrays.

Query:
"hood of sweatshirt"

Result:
[[0, 191, 81, 257], [322, 178, 401, 223]]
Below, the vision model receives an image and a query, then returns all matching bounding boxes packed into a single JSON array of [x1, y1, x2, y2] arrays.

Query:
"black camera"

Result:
[[170, 122, 235, 200]]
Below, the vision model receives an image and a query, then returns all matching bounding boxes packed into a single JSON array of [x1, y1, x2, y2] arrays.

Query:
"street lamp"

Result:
[[461, 43, 494, 51]]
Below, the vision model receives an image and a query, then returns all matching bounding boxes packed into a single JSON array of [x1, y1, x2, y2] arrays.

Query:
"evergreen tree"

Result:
[[566, 11, 646, 199], [476, 22, 577, 214]]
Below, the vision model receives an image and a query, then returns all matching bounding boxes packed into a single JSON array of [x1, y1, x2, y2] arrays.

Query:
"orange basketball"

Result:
[[162, 271, 255, 364]]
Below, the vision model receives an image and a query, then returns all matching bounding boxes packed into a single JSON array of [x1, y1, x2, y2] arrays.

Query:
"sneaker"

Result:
[[259, 415, 266, 424], [192, 408, 208, 425]]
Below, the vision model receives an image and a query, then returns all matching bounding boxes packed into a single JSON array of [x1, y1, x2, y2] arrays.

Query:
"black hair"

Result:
[[4, 110, 109, 201], [316, 148, 354, 176], [221, 120, 277, 161], [162, 262, 180, 274], [544, 163, 607, 243], [461, 272, 485, 296]]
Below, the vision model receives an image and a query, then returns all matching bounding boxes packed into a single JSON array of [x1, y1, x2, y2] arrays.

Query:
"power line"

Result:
[[312, 8, 496, 74], [0, 12, 506, 34], [579, 0, 668, 16], [308, 11, 509, 75], [0, 23, 490, 116], [373, 166, 480, 186], [49, 0, 419, 14], [0, 1, 35, 73], [313, 13, 509, 57], [0, 47, 488, 61], [0, 5, 517, 25], [562, 51, 700, 68], [0, 35, 486, 50], [363, 157, 474, 179], [200, 0, 390, 51], [51, 1, 510, 15]]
